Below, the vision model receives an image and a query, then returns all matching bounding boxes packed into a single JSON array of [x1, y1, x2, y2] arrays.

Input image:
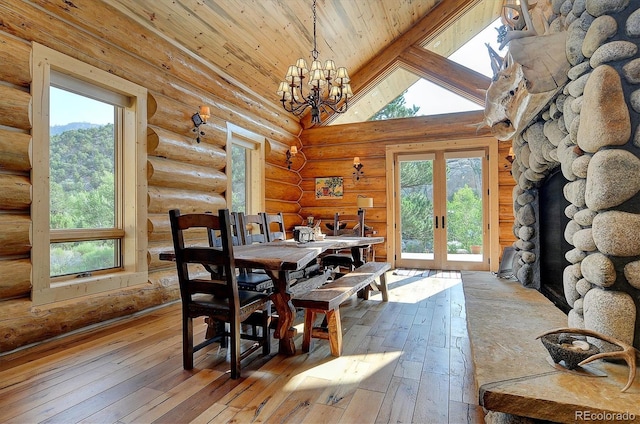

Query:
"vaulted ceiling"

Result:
[[109, 0, 501, 128]]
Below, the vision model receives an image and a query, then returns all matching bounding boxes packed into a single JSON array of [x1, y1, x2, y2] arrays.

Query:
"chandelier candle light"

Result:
[[277, 0, 353, 124]]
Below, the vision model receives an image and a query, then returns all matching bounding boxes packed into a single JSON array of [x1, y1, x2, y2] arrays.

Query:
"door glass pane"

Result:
[[399, 157, 434, 260], [231, 144, 247, 213], [445, 153, 484, 262]]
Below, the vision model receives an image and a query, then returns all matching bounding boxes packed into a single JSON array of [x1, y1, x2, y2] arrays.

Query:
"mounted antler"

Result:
[[500, 0, 539, 49], [537, 327, 639, 392]]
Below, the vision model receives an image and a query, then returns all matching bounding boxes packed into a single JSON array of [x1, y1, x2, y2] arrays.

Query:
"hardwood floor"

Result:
[[0, 270, 484, 424]]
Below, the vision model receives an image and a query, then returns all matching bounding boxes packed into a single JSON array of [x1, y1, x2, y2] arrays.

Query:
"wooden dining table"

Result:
[[160, 235, 384, 355]]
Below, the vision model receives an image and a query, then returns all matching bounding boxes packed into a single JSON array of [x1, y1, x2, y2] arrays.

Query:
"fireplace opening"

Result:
[[538, 169, 571, 313]]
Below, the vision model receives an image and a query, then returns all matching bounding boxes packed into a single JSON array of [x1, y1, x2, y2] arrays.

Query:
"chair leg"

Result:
[[230, 318, 241, 379], [183, 315, 194, 370]]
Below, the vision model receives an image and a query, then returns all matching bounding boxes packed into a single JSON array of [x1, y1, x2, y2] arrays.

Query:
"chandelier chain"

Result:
[[312, 0, 318, 61]]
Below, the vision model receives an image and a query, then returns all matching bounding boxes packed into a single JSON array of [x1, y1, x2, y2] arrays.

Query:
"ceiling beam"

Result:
[[398, 46, 490, 106], [302, 0, 484, 128]]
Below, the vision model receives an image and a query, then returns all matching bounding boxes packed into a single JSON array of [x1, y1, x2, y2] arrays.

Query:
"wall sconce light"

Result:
[[353, 156, 364, 181], [506, 146, 515, 164], [191, 105, 210, 143], [286, 145, 298, 169]]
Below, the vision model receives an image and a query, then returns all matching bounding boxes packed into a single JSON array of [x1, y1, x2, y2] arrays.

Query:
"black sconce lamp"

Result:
[[286, 145, 298, 169], [353, 156, 364, 181], [191, 106, 210, 143]]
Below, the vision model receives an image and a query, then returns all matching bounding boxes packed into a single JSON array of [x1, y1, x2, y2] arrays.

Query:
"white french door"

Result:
[[393, 148, 489, 270]]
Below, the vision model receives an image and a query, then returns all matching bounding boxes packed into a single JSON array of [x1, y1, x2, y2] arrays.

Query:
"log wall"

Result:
[[497, 140, 518, 254], [0, 0, 300, 352], [299, 111, 503, 263]]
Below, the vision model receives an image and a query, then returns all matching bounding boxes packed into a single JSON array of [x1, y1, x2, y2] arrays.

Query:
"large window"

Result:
[[31, 43, 147, 305], [226, 124, 267, 214]]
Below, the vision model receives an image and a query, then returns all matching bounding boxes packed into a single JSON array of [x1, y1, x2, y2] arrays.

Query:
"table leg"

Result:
[[265, 269, 297, 355]]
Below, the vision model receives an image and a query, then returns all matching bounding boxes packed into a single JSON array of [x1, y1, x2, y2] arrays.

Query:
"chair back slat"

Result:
[[207, 211, 242, 247], [262, 212, 286, 241], [237, 212, 268, 244]]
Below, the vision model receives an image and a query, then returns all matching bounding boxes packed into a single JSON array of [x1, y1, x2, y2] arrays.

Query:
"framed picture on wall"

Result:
[[315, 177, 344, 199]]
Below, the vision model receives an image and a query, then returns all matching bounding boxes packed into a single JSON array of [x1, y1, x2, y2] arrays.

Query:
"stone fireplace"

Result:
[[487, 0, 640, 351]]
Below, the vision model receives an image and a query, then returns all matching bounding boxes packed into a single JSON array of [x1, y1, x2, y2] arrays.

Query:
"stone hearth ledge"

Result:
[[462, 271, 640, 423]]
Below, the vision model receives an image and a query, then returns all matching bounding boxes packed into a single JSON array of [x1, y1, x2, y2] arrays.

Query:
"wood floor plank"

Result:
[[15, 350, 184, 424], [303, 402, 345, 423], [448, 399, 485, 424], [414, 371, 450, 424], [341, 323, 371, 355], [424, 344, 450, 375], [0, 270, 486, 423], [338, 388, 384, 424], [263, 375, 329, 424], [316, 356, 371, 409], [189, 402, 239, 424], [224, 352, 327, 423], [121, 369, 224, 423], [402, 323, 429, 363], [356, 336, 399, 394], [77, 387, 164, 424], [375, 376, 419, 424]]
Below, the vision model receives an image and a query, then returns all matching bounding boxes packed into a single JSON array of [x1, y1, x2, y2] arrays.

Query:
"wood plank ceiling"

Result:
[[109, 0, 502, 128]]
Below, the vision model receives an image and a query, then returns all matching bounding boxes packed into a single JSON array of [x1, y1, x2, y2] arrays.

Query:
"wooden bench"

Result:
[[292, 261, 391, 356]]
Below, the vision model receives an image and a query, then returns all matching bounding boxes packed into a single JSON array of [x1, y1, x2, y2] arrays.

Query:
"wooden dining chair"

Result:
[[169, 208, 272, 378], [206, 210, 242, 248], [231, 212, 274, 294], [321, 209, 366, 274], [262, 212, 286, 242], [237, 213, 268, 244]]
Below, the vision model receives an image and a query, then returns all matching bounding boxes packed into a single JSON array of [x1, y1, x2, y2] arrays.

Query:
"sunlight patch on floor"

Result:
[[386, 271, 462, 304], [281, 351, 403, 392]]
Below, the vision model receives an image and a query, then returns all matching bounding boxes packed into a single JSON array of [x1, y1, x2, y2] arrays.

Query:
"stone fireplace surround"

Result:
[[507, 0, 640, 352]]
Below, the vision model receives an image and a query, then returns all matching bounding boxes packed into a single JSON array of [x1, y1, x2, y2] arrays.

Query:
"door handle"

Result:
[[435, 216, 438, 229], [442, 216, 445, 228]]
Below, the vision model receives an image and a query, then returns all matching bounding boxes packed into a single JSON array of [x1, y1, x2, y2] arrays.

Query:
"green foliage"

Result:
[[50, 240, 116, 276], [399, 159, 483, 255], [369, 91, 420, 121], [49, 124, 117, 276], [231, 145, 247, 212], [50, 124, 116, 229], [50, 124, 115, 192], [447, 185, 483, 251], [401, 192, 433, 253], [399, 160, 433, 253]]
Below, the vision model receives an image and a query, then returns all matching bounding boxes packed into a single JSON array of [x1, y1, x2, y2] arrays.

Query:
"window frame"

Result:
[[31, 42, 148, 306], [225, 123, 267, 214]]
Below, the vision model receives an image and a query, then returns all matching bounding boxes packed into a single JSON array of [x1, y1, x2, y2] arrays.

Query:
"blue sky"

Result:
[[50, 87, 114, 126]]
